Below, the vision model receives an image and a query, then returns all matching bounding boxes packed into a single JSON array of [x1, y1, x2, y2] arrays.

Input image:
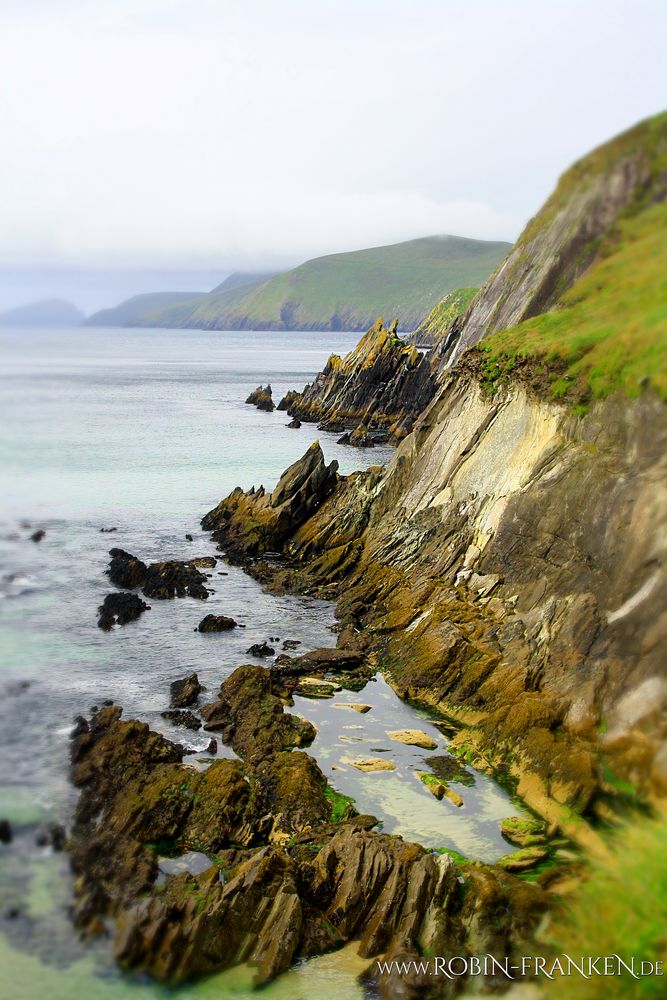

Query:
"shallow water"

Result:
[[0, 327, 523, 999]]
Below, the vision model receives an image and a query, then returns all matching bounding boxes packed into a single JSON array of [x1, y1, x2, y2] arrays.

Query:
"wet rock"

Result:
[[500, 816, 547, 848], [428, 754, 476, 786], [277, 389, 301, 411], [348, 423, 374, 448], [107, 548, 148, 589], [245, 384, 275, 411], [387, 729, 438, 750], [0, 819, 12, 844], [200, 664, 315, 758], [201, 442, 338, 561], [342, 757, 396, 773], [185, 533, 193, 542], [169, 673, 202, 709], [246, 641, 275, 658], [318, 419, 346, 433], [36, 823, 67, 850], [100, 527, 118, 533], [282, 639, 301, 650], [497, 846, 549, 873], [274, 647, 363, 677], [287, 418, 301, 429], [337, 432, 351, 445], [142, 560, 210, 600], [206, 738, 218, 754], [161, 710, 202, 731], [97, 592, 150, 630], [334, 703, 371, 713], [294, 677, 339, 699], [30, 529, 46, 542], [198, 614, 237, 632]]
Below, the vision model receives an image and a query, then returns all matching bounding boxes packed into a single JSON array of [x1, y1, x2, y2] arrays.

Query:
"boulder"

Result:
[[287, 417, 301, 429], [387, 729, 438, 750], [198, 614, 238, 632], [161, 710, 202, 731], [246, 641, 275, 657], [169, 673, 202, 709], [107, 548, 148, 589], [97, 592, 150, 630]]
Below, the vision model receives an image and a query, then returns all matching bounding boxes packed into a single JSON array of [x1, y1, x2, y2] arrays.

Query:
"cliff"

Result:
[[408, 286, 478, 347], [281, 318, 437, 442], [203, 112, 667, 852], [141, 235, 511, 332]]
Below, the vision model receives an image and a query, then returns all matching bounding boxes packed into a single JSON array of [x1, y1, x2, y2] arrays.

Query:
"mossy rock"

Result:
[[500, 815, 547, 848], [497, 846, 549, 873]]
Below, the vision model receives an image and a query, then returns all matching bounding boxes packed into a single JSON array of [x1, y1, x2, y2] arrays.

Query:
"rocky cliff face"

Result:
[[205, 113, 667, 852], [435, 113, 667, 369], [282, 318, 437, 442]]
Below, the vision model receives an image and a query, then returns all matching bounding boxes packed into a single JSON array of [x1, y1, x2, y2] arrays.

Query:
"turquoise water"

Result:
[[0, 327, 522, 999]]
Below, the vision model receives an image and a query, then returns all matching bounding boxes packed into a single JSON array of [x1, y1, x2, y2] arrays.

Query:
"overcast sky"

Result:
[[0, 0, 664, 286]]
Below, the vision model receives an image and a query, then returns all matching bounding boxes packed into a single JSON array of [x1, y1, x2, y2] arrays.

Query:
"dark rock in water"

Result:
[[161, 709, 202, 731], [170, 673, 202, 709], [202, 442, 338, 561], [0, 819, 12, 844], [282, 639, 301, 650], [245, 384, 275, 411], [427, 754, 476, 786], [30, 529, 45, 542], [348, 423, 374, 448], [106, 549, 210, 600], [275, 647, 363, 676], [201, 664, 315, 757], [286, 418, 301, 429], [246, 641, 275, 658], [337, 432, 351, 445], [143, 560, 210, 600], [198, 614, 238, 633], [107, 548, 148, 589], [206, 738, 218, 754], [100, 527, 118, 533], [185, 533, 193, 542], [36, 823, 67, 850], [277, 389, 300, 411], [97, 592, 150, 630]]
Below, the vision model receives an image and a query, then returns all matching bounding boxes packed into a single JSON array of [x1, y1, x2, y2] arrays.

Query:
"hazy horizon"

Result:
[[0, 0, 664, 311]]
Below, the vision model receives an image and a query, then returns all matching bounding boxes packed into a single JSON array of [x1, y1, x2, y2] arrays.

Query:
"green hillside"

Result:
[[85, 291, 207, 327], [209, 271, 280, 294], [143, 235, 511, 332], [410, 286, 478, 346]]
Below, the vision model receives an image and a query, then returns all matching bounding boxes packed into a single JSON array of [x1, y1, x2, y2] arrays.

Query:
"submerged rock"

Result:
[[286, 417, 301, 429], [161, 709, 202, 731], [198, 614, 238, 632], [387, 729, 438, 750], [30, 529, 45, 542], [97, 592, 150, 630], [245, 384, 275, 411], [169, 673, 202, 709], [342, 757, 396, 773], [246, 641, 275, 657]]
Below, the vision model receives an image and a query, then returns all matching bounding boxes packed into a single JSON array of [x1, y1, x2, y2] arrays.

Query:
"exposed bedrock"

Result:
[[202, 374, 667, 851], [68, 678, 546, 994], [106, 548, 212, 600], [201, 440, 338, 561], [278, 318, 437, 443]]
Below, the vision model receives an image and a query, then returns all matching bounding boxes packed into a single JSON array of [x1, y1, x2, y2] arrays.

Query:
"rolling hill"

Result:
[[140, 235, 512, 332], [85, 291, 207, 327], [0, 298, 85, 327]]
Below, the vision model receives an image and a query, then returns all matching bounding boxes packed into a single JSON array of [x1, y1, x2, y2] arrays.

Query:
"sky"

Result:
[[0, 0, 664, 311]]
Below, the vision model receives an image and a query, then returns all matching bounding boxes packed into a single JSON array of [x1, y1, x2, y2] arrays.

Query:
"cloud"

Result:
[[0, 0, 664, 269]]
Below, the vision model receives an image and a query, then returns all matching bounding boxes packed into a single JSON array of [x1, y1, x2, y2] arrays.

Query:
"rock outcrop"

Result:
[[245, 384, 275, 411], [97, 592, 150, 630], [106, 549, 211, 600], [69, 682, 546, 994], [201, 441, 338, 561], [279, 319, 437, 442]]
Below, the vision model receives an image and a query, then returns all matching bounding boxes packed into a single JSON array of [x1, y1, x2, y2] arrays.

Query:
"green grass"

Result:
[[543, 815, 667, 998], [324, 785, 356, 823], [85, 291, 206, 327], [477, 200, 667, 403], [412, 286, 478, 343], [146, 236, 511, 332]]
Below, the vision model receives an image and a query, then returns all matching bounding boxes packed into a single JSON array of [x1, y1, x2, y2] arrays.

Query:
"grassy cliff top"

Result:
[[145, 235, 511, 332], [478, 199, 667, 405], [411, 286, 478, 345]]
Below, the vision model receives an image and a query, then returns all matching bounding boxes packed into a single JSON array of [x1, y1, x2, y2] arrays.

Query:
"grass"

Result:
[[324, 785, 356, 823], [542, 814, 667, 998], [412, 286, 478, 343], [145, 236, 511, 332], [477, 200, 667, 404]]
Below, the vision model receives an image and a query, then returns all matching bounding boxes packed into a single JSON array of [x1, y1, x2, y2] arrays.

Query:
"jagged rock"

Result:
[[348, 423, 374, 447], [107, 548, 148, 589], [246, 641, 275, 657], [277, 389, 301, 411], [197, 614, 237, 632], [200, 664, 315, 758], [201, 442, 338, 561], [206, 738, 218, 754], [67, 705, 546, 993], [97, 592, 150, 630], [161, 710, 202, 731], [387, 729, 438, 750], [169, 673, 202, 708], [287, 418, 301, 429], [245, 384, 275, 411], [280, 319, 437, 443]]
